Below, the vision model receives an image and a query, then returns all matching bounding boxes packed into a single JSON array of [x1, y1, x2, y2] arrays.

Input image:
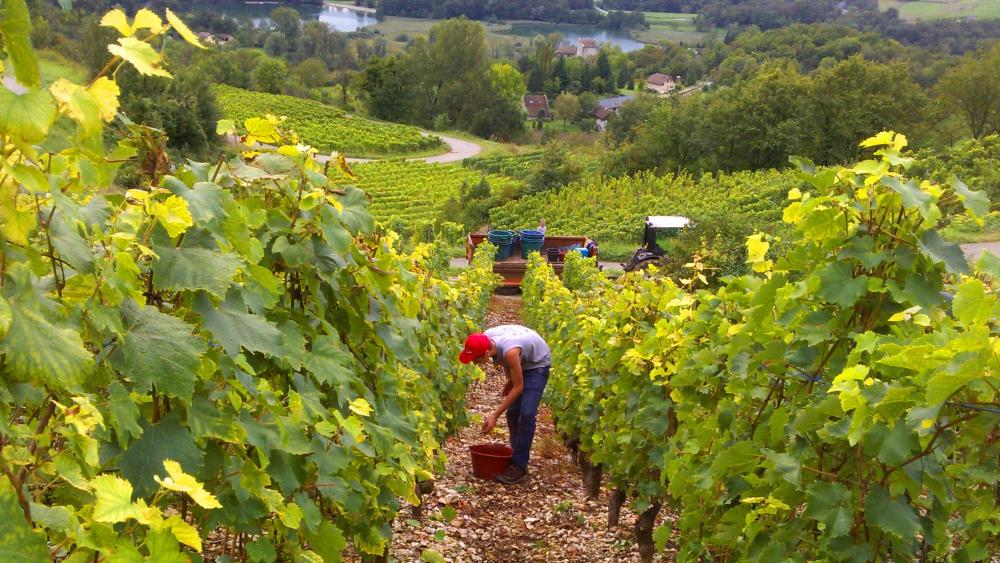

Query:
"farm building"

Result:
[[523, 95, 552, 121]]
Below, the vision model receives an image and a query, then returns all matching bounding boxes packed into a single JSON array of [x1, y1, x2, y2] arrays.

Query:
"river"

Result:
[[183, 2, 647, 51], [184, 1, 378, 32], [499, 23, 646, 52]]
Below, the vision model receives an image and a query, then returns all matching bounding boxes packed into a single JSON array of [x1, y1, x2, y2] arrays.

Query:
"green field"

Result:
[[879, 0, 1000, 20], [633, 11, 712, 45]]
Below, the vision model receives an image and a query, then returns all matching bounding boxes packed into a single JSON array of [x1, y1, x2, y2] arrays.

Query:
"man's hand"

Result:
[[482, 414, 498, 434], [502, 380, 513, 397]]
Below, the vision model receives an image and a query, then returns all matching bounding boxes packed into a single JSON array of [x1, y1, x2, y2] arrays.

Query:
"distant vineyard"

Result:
[[463, 152, 542, 179], [330, 160, 521, 229], [489, 169, 797, 241], [213, 84, 441, 156]]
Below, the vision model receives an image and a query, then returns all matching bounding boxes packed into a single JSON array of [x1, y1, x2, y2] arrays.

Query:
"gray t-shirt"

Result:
[[485, 325, 551, 370]]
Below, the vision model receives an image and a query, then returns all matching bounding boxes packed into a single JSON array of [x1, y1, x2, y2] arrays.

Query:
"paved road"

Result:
[[960, 242, 1000, 262], [341, 133, 482, 165]]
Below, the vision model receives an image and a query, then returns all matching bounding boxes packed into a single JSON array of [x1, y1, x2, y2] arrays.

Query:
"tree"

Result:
[[270, 7, 301, 44], [597, 50, 613, 92], [810, 55, 928, 164], [490, 62, 527, 102], [553, 91, 582, 124], [358, 55, 416, 122], [295, 58, 329, 89], [938, 44, 1000, 139], [578, 91, 599, 116], [252, 57, 288, 94], [264, 31, 287, 57], [527, 142, 582, 194]]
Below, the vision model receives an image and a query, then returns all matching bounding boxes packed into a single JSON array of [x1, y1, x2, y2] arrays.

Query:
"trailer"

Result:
[[466, 233, 588, 288]]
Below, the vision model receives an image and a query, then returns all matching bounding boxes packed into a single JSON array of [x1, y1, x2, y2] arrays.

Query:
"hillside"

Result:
[[213, 84, 443, 157]]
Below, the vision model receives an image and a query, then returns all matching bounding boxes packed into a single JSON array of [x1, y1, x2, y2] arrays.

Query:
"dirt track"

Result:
[[375, 295, 671, 562]]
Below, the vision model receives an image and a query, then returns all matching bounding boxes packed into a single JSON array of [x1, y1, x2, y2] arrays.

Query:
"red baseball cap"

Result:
[[459, 333, 491, 364]]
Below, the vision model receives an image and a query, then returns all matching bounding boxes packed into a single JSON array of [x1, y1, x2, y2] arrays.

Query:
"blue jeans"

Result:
[[507, 366, 549, 470]]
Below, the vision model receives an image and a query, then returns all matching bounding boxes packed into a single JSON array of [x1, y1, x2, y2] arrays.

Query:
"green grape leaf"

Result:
[[652, 523, 672, 551], [107, 381, 143, 448], [119, 416, 203, 498], [165, 180, 227, 225], [975, 251, 1000, 280], [0, 296, 10, 339], [881, 176, 932, 218], [764, 450, 801, 487], [304, 520, 346, 562], [0, 86, 56, 143], [151, 244, 240, 298], [90, 474, 136, 523], [709, 441, 759, 476], [0, 296, 92, 390], [0, 0, 41, 88], [815, 262, 867, 308], [112, 301, 205, 402], [188, 398, 246, 443], [861, 421, 916, 466], [421, 549, 446, 563], [803, 482, 852, 538], [144, 529, 187, 563], [0, 476, 48, 562], [303, 335, 357, 390], [246, 537, 277, 563], [193, 292, 283, 357], [925, 370, 980, 406], [29, 503, 73, 532], [50, 211, 96, 274], [918, 230, 969, 275], [864, 486, 920, 540], [952, 278, 990, 326], [108, 37, 171, 78], [951, 177, 989, 220], [334, 186, 373, 234]]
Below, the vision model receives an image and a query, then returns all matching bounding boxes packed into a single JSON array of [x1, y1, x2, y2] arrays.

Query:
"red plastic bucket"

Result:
[[469, 444, 512, 479]]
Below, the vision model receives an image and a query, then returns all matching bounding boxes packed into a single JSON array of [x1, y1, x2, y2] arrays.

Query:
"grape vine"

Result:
[[524, 133, 1000, 561], [0, 5, 498, 561]]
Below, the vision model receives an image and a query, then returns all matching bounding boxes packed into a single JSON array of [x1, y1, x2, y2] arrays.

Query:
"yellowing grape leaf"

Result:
[[157, 515, 202, 552], [101, 8, 163, 36], [108, 37, 171, 78], [244, 116, 281, 145], [153, 460, 222, 509], [149, 195, 193, 238], [131, 9, 165, 34], [91, 474, 137, 523], [165, 9, 204, 48], [49, 79, 101, 134], [100, 9, 133, 36], [349, 397, 373, 417], [216, 119, 236, 135], [88, 77, 121, 122]]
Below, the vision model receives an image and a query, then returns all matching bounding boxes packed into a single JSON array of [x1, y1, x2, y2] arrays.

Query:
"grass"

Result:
[[942, 212, 1000, 243], [39, 49, 88, 84], [633, 11, 713, 45], [435, 129, 529, 160], [879, 0, 1000, 21]]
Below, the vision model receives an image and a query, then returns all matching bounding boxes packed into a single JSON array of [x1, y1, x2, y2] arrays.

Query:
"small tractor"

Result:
[[623, 215, 692, 272]]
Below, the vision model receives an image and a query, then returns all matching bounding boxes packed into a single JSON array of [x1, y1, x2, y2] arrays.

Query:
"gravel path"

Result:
[[368, 295, 672, 562], [960, 241, 1000, 262]]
